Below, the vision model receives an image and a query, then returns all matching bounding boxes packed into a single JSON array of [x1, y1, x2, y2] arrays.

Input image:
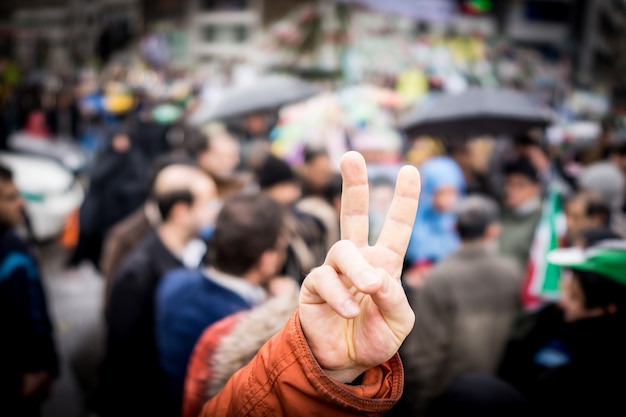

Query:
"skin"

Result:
[[0, 179, 25, 227], [0, 179, 52, 397], [197, 134, 241, 181], [299, 151, 421, 383], [504, 173, 541, 209]]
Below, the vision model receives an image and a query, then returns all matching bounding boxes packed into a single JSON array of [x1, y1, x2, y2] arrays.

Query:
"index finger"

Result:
[[375, 165, 421, 277], [340, 151, 369, 247]]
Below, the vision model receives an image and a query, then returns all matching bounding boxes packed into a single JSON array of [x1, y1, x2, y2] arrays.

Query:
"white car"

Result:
[[0, 152, 85, 242]]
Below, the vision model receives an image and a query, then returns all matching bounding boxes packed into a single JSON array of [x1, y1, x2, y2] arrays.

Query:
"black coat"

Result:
[[498, 304, 626, 416], [0, 228, 58, 415], [95, 231, 182, 417]]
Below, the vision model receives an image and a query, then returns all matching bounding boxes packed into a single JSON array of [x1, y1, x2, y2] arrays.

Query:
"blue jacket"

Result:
[[406, 157, 465, 264], [155, 268, 252, 410]]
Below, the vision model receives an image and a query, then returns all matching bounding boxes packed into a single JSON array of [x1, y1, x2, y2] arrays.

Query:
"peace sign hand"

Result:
[[299, 151, 421, 383]]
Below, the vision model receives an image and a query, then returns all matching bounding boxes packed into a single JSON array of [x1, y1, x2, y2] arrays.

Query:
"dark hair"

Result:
[[156, 189, 194, 220], [574, 269, 626, 313], [580, 228, 622, 248], [586, 199, 611, 226], [610, 141, 626, 157], [0, 164, 13, 182], [503, 156, 540, 184], [565, 191, 611, 227], [209, 192, 284, 276], [323, 173, 343, 205], [255, 155, 296, 189], [183, 126, 210, 156], [303, 146, 329, 164], [455, 195, 500, 241]]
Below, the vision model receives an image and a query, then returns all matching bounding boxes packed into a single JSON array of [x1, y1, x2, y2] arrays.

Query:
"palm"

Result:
[[300, 152, 421, 379]]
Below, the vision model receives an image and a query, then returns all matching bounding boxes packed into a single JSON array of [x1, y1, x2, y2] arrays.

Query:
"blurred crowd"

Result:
[[2, 23, 626, 417]]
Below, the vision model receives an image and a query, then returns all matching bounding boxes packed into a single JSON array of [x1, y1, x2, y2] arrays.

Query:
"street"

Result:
[[37, 243, 105, 417]]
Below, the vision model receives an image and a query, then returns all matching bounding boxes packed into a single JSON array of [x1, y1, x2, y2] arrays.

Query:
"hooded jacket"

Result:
[[183, 295, 299, 417], [406, 156, 465, 265], [199, 311, 403, 417]]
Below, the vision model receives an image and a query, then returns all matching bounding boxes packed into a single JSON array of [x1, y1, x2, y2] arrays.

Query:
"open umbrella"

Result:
[[398, 88, 552, 139], [189, 74, 319, 126]]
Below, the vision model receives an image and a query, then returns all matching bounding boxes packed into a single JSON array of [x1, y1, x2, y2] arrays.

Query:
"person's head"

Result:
[[323, 173, 343, 216], [419, 156, 465, 213], [455, 195, 501, 243], [208, 192, 286, 283], [564, 191, 611, 242], [0, 165, 24, 227], [302, 147, 335, 195], [548, 241, 626, 322], [256, 155, 302, 207], [154, 165, 219, 238], [186, 124, 240, 181], [503, 156, 541, 209], [578, 161, 625, 213], [243, 113, 270, 136], [111, 130, 131, 153]]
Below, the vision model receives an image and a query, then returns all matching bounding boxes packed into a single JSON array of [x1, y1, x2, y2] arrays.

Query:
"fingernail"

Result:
[[361, 270, 379, 288], [344, 299, 360, 316]]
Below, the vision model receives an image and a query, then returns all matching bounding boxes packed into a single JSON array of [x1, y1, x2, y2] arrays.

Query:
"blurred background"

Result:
[[2, 1, 626, 416]]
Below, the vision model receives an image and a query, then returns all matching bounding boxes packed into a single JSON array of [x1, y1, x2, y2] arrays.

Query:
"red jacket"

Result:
[[200, 310, 403, 416]]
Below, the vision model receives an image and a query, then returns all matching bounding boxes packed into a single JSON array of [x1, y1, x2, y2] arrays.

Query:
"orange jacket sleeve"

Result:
[[183, 313, 242, 417], [200, 310, 403, 417]]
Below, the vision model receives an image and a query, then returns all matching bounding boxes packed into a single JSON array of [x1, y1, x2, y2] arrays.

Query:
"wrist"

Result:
[[322, 368, 368, 384]]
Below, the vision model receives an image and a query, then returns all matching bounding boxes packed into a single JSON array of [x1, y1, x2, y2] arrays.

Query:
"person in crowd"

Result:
[[563, 190, 611, 245], [395, 195, 522, 415], [0, 164, 59, 417], [577, 161, 626, 238], [196, 151, 420, 416], [182, 277, 300, 417], [68, 126, 148, 268], [185, 123, 250, 199], [98, 154, 192, 301], [296, 172, 342, 253], [500, 156, 543, 269], [298, 146, 336, 198], [573, 227, 621, 249], [255, 154, 327, 282], [405, 156, 465, 286], [95, 165, 218, 417], [499, 240, 626, 416], [155, 192, 288, 413]]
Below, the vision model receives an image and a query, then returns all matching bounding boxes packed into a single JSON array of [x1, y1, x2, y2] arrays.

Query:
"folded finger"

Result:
[[369, 269, 416, 337], [325, 240, 383, 293], [300, 265, 361, 318]]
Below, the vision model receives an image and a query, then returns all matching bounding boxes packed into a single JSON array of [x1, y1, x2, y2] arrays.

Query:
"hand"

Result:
[[299, 151, 421, 383]]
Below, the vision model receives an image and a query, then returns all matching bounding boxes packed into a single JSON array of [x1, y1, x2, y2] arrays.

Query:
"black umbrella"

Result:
[[398, 88, 552, 139], [189, 74, 320, 125]]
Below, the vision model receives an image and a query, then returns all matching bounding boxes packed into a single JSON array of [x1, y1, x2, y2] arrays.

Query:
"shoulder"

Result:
[[158, 268, 205, 296], [487, 254, 523, 277], [0, 230, 37, 280]]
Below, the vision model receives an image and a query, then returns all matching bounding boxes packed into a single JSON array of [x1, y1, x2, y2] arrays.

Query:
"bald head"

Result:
[[154, 165, 218, 224]]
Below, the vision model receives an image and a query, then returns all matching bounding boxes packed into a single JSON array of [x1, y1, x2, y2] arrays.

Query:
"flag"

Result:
[[521, 188, 567, 310]]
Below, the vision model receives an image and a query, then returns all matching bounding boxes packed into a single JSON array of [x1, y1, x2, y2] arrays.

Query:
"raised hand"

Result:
[[299, 151, 421, 383]]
